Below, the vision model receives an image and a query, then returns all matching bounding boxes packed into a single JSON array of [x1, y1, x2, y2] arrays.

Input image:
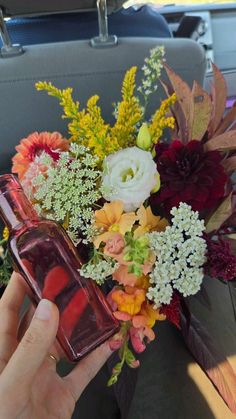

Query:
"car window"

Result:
[[125, 0, 236, 5]]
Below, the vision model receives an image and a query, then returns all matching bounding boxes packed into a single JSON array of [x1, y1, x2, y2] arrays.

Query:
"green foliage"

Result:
[[107, 322, 138, 387], [0, 248, 13, 286], [124, 233, 150, 277]]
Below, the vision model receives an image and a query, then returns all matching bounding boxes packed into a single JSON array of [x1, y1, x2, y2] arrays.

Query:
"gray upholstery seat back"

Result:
[[0, 37, 206, 172]]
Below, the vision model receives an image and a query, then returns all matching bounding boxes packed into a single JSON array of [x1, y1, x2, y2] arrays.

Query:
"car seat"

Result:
[[1, 5, 172, 47], [0, 0, 206, 173]]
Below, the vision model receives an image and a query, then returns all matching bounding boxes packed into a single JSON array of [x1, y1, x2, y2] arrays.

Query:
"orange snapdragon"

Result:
[[134, 303, 166, 329], [93, 201, 136, 248], [111, 248, 155, 287], [110, 285, 166, 353], [134, 205, 168, 238], [111, 286, 146, 318], [111, 286, 165, 328], [112, 265, 138, 287], [135, 274, 150, 290]]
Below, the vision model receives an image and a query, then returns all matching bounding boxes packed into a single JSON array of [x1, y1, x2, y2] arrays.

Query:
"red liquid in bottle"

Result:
[[0, 175, 119, 361]]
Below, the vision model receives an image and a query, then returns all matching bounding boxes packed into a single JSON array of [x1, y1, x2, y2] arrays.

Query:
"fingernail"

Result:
[[34, 299, 52, 321]]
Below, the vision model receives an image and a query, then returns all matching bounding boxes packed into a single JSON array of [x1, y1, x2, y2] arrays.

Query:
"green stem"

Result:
[[120, 339, 128, 368], [62, 212, 70, 230], [93, 202, 102, 209]]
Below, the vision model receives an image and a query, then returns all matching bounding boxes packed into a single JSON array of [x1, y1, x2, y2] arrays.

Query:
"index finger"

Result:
[[0, 272, 28, 371]]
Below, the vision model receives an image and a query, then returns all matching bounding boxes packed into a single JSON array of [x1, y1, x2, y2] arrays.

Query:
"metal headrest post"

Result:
[[0, 8, 23, 57], [91, 0, 117, 48]]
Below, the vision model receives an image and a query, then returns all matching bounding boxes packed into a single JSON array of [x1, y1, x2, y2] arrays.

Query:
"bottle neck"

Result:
[[0, 175, 39, 233]]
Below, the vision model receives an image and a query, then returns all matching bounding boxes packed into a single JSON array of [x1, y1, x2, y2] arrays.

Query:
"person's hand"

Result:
[[0, 272, 114, 419]]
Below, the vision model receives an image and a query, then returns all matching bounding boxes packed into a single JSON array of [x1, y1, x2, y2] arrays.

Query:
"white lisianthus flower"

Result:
[[102, 146, 159, 212]]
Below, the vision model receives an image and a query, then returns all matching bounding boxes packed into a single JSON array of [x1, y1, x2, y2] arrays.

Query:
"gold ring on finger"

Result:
[[48, 353, 59, 364]]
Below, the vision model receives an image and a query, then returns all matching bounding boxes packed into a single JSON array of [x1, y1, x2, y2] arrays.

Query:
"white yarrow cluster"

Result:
[[147, 202, 207, 307], [80, 260, 119, 285]]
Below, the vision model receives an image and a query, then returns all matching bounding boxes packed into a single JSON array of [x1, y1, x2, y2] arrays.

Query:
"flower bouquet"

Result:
[[1, 47, 236, 408]]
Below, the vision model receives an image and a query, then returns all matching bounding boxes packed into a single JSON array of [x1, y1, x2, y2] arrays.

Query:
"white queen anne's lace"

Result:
[[147, 202, 207, 307], [32, 144, 101, 244], [80, 259, 119, 285]]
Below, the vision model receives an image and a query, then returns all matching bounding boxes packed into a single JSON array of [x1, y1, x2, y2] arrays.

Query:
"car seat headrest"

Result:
[[0, 0, 125, 17]]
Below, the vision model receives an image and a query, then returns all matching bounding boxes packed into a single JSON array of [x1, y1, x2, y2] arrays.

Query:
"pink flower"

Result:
[[113, 264, 138, 287], [142, 251, 156, 275], [130, 325, 155, 353], [129, 359, 140, 368], [12, 131, 69, 180], [21, 153, 52, 198], [104, 233, 125, 256], [130, 327, 146, 353], [108, 330, 124, 351]]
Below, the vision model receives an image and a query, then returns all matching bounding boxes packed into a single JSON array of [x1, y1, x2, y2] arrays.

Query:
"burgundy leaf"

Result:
[[181, 311, 236, 413], [222, 156, 236, 174], [164, 64, 191, 143], [204, 130, 236, 152], [161, 79, 187, 141], [205, 193, 232, 233], [160, 79, 175, 97], [193, 283, 212, 310], [215, 103, 236, 136], [208, 63, 227, 136], [189, 81, 212, 141]]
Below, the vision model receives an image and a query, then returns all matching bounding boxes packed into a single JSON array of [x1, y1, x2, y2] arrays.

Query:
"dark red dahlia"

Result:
[[151, 140, 228, 214], [204, 235, 236, 281]]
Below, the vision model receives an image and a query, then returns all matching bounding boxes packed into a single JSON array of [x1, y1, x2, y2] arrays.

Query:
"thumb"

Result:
[[1, 299, 59, 391]]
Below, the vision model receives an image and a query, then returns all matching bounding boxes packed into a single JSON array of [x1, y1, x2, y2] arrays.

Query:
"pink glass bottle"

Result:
[[0, 174, 119, 361]]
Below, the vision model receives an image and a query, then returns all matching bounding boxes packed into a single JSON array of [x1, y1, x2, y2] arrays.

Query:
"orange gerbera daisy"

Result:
[[12, 131, 69, 179]]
